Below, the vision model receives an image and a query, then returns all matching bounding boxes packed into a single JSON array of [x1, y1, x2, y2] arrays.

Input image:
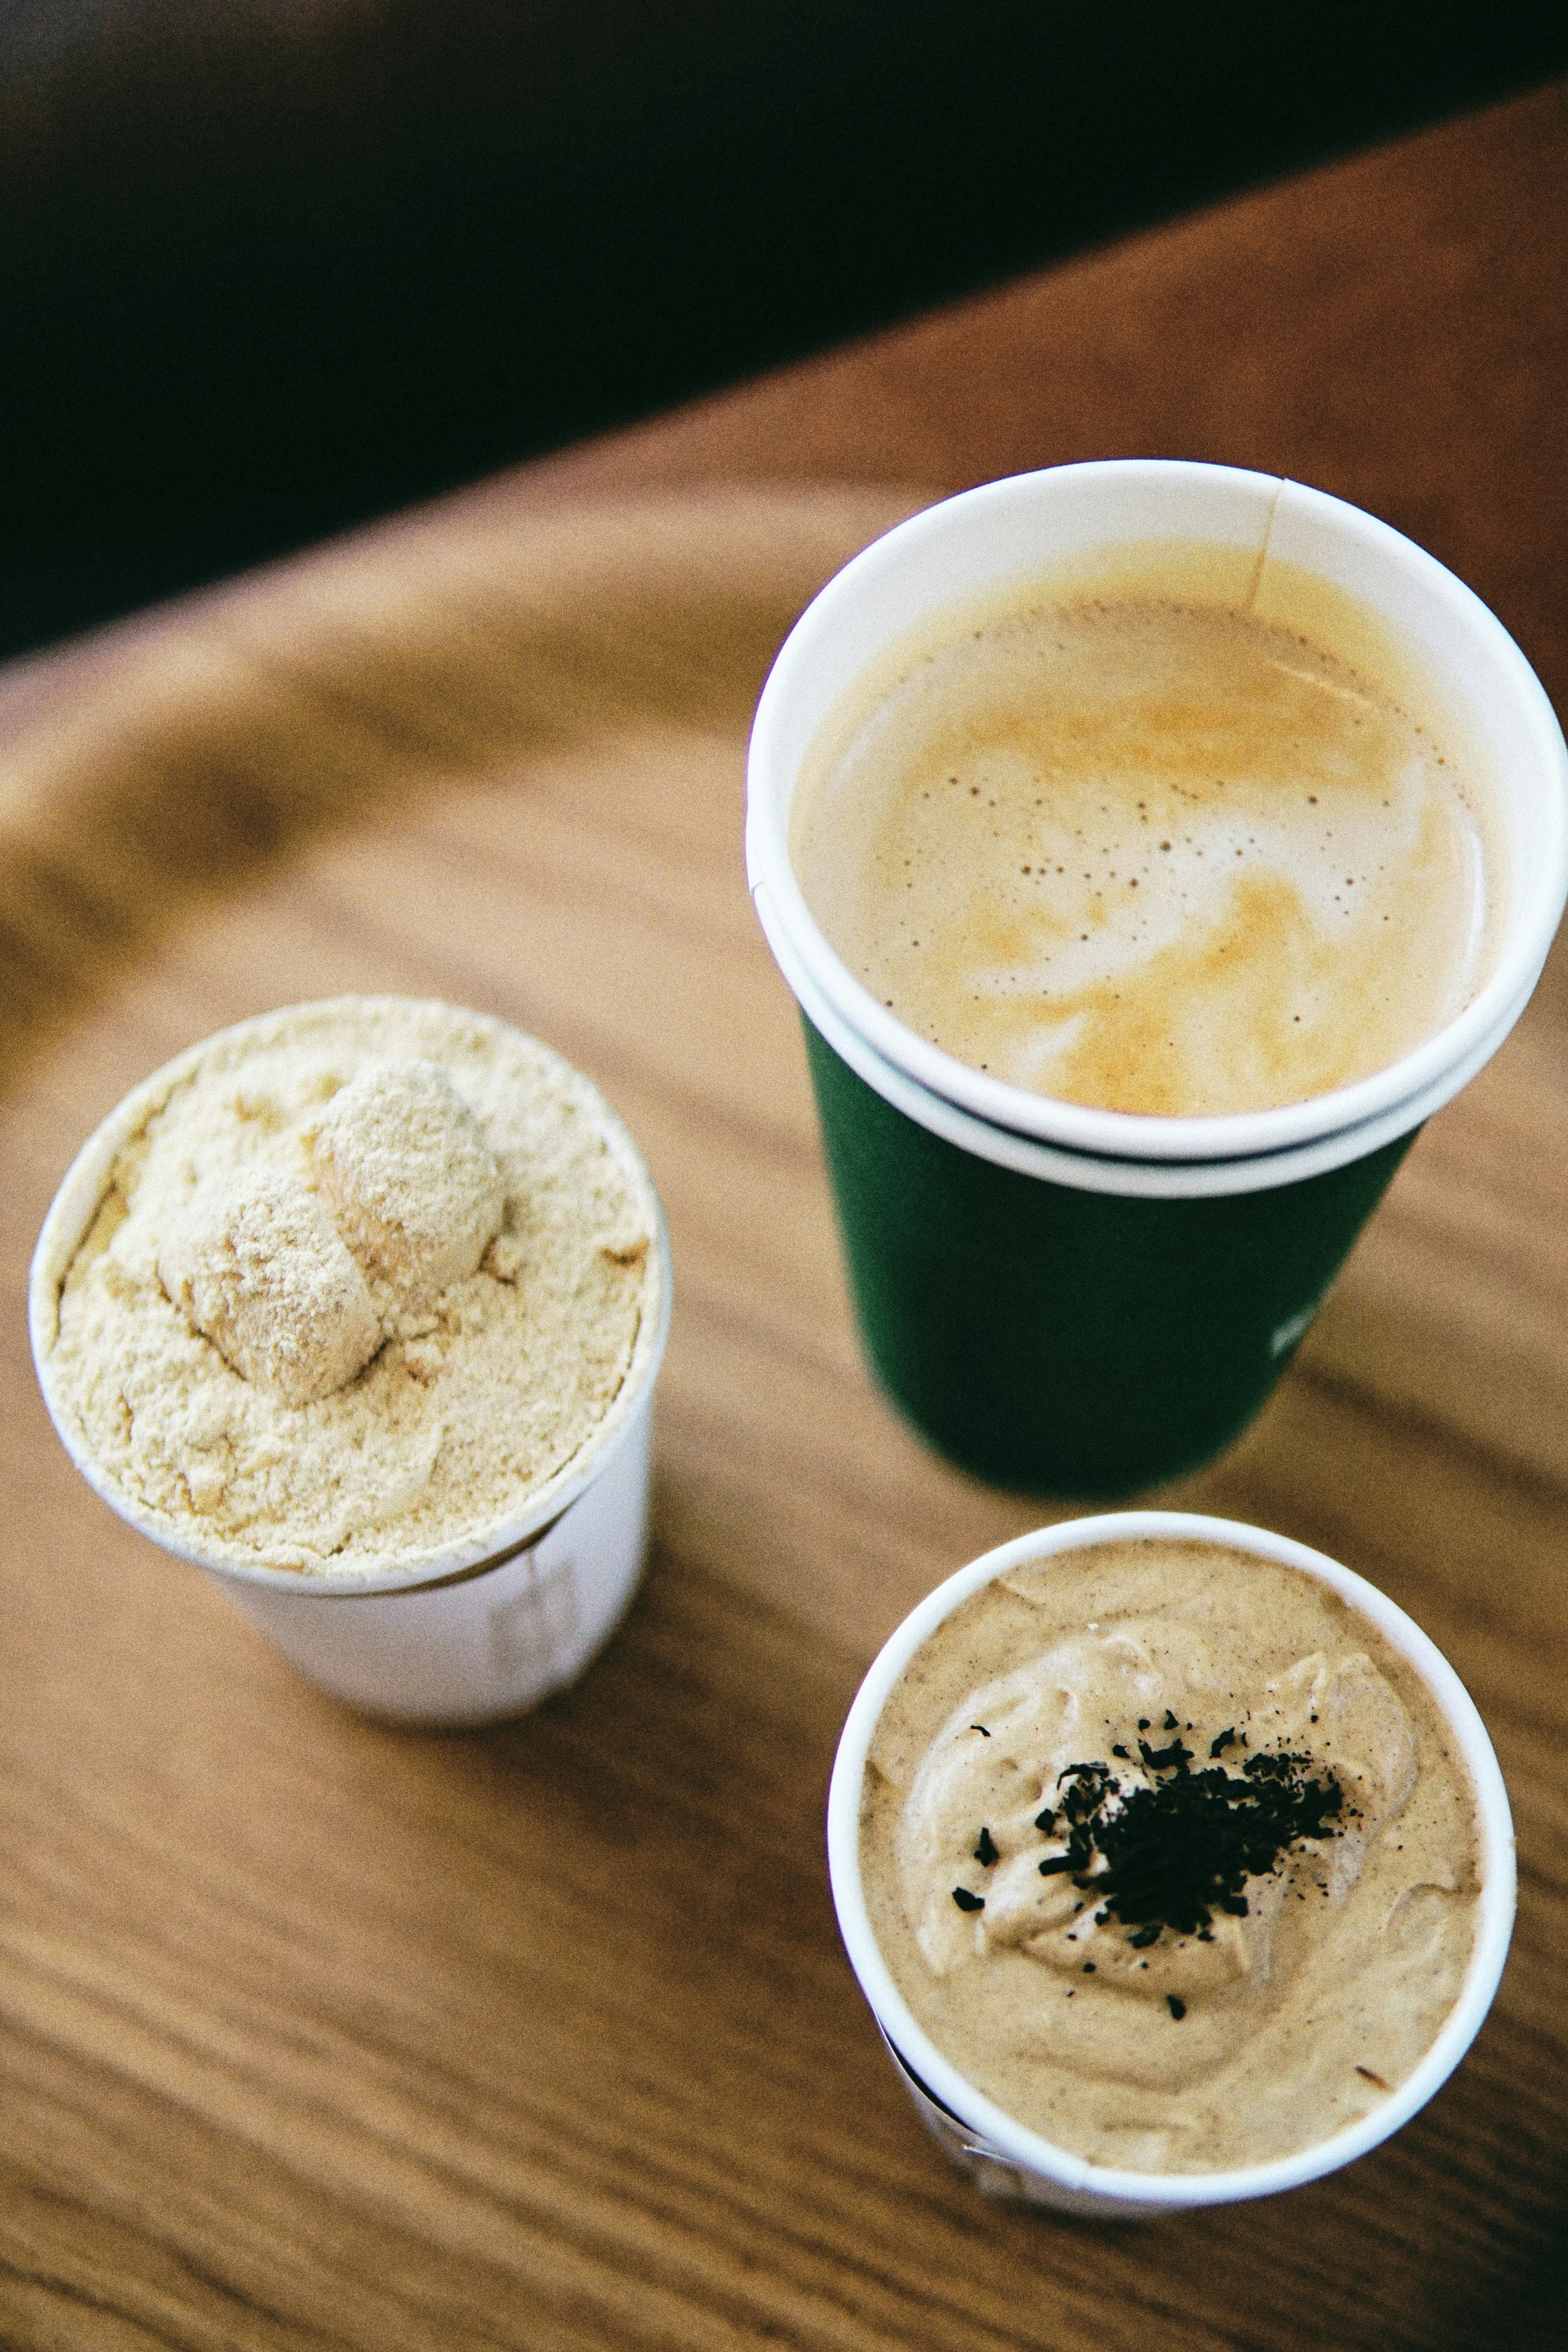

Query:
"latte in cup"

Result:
[[856, 1536, 1487, 2177], [791, 553, 1504, 1117]]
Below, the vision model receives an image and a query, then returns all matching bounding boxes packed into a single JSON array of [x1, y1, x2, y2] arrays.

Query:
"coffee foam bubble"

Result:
[[793, 583, 1498, 1118]]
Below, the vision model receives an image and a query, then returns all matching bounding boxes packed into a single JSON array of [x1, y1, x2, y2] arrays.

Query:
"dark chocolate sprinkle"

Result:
[[1034, 1808, 1056, 1833], [1167, 1995, 1187, 2021], [952, 1887, 985, 1913], [1111, 1744, 1131, 1760], [1083, 1962, 1096, 1973], [970, 1724, 991, 1737], [1128, 1922, 1162, 1949], [1210, 1728, 1238, 1757], [1025, 1740, 1344, 1941], [973, 1826, 1000, 1867], [1138, 1719, 1151, 1730], [1163, 1710, 1179, 1730]]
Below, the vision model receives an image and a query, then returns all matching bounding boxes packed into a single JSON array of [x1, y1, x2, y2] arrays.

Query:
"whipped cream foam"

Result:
[[860, 1539, 1481, 2173]]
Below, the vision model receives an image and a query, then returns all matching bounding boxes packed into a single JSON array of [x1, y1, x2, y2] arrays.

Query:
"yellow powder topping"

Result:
[[158, 1165, 381, 1406], [307, 1060, 505, 1314], [43, 998, 660, 1575]]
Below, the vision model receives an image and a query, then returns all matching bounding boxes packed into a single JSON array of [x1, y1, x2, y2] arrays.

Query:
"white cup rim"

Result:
[[827, 1510, 1516, 2211], [747, 459, 1568, 1165], [756, 870, 1532, 1200], [29, 995, 673, 1595]]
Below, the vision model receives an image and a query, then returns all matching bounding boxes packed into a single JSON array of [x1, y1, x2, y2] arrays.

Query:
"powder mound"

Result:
[[158, 1167, 382, 1406], [308, 1060, 504, 1311], [42, 996, 662, 1574]]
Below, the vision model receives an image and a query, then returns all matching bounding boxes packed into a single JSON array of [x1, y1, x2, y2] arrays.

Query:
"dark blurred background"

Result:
[[4, 0, 1566, 663]]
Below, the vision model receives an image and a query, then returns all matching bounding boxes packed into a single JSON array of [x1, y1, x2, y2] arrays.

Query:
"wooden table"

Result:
[[4, 78, 1567, 2352]]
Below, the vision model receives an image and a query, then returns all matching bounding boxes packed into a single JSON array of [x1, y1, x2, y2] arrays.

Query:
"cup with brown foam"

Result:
[[31, 996, 671, 1725], [828, 1512, 1514, 2216]]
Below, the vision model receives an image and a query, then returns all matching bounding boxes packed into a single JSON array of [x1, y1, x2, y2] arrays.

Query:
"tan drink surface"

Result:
[[793, 583, 1498, 1116], [859, 1540, 1481, 2174]]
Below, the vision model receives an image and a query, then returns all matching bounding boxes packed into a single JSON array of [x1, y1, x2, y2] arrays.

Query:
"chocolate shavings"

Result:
[[1043, 1745, 1344, 1940]]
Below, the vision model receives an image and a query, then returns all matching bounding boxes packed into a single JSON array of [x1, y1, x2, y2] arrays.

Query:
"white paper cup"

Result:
[[31, 1003, 672, 1727], [200, 1378, 661, 1724], [827, 1512, 1515, 2217]]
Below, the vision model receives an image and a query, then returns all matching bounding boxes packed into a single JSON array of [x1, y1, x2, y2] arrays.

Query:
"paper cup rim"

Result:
[[826, 1510, 1516, 2211], [758, 871, 1534, 1200], [29, 995, 673, 1595], [747, 459, 1568, 1166]]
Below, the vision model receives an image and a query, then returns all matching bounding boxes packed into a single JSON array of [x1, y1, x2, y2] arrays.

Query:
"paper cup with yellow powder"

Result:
[[30, 997, 671, 1726], [747, 461, 1568, 1495]]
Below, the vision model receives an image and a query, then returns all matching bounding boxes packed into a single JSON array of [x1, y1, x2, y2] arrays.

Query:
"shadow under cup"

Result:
[[747, 461, 1568, 1497]]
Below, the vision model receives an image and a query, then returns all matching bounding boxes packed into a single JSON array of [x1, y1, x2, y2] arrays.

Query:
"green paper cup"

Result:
[[747, 462, 1568, 1496]]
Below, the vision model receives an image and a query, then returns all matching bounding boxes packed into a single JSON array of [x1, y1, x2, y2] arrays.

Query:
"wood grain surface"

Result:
[[4, 78, 1568, 2352]]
